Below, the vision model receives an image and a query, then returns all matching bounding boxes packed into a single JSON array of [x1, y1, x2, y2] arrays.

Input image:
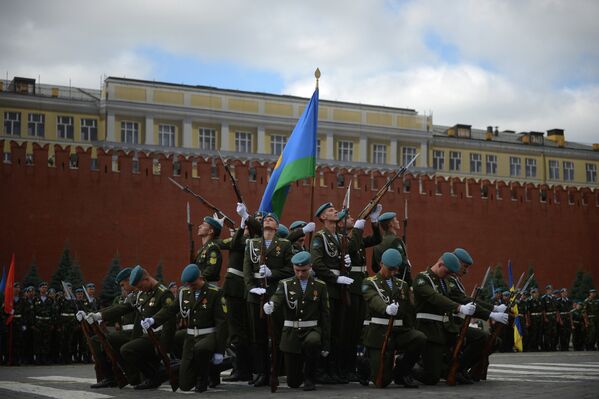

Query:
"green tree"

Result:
[[492, 264, 508, 292], [23, 257, 43, 288], [70, 257, 85, 289], [50, 246, 74, 291], [100, 255, 121, 307], [571, 269, 595, 302], [155, 260, 164, 285]]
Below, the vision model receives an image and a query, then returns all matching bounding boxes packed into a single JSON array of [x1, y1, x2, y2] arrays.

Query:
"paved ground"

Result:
[[0, 351, 598, 399]]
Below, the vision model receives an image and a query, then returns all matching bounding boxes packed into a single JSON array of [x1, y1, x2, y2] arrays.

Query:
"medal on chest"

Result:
[[201, 297, 208, 309]]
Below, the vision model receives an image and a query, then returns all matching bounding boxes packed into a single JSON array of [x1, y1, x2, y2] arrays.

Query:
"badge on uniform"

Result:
[[165, 298, 173, 305], [313, 290, 318, 299], [275, 246, 281, 256], [416, 279, 425, 286], [202, 298, 208, 309], [149, 299, 155, 307]]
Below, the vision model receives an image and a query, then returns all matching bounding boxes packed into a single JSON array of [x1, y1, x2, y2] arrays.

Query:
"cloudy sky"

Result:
[[2, 0, 598, 143]]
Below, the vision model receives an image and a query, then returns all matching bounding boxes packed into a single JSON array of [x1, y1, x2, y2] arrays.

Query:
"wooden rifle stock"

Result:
[[90, 323, 128, 388], [146, 327, 179, 392], [81, 320, 106, 383]]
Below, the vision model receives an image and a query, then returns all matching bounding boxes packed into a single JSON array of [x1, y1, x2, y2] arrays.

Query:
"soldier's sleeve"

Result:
[[230, 228, 246, 251], [203, 247, 222, 283], [319, 282, 331, 353], [371, 245, 382, 274], [412, 275, 461, 314], [214, 289, 227, 354], [286, 228, 305, 244], [362, 279, 387, 315], [362, 221, 382, 248], [213, 237, 231, 250], [243, 243, 258, 291], [153, 291, 178, 327], [270, 242, 294, 281], [271, 281, 285, 310], [310, 235, 338, 285], [101, 301, 134, 323]]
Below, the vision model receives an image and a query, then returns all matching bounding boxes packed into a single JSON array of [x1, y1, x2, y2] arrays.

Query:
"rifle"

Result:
[[259, 237, 278, 392], [446, 266, 491, 386], [375, 266, 408, 388], [470, 272, 532, 381], [357, 153, 419, 219], [402, 199, 408, 244], [217, 150, 245, 204], [146, 327, 179, 392], [79, 284, 128, 388], [168, 177, 235, 228], [187, 202, 195, 263], [338, 180, 352, 307]]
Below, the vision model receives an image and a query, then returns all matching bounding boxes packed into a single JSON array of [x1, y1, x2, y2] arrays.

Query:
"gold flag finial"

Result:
[[314, 68, 321, 88]]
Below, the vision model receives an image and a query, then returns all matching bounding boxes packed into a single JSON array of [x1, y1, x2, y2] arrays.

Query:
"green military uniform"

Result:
[[243, 235, 293, 383], [270, 275, 331, 388], [286, 229, 306, 256], [526, 293, 544, 352], [57, 295, 78, 363], [33, 292, 54, 364], [541, 291, 559, 351], [558, 294, 573, 351], [74, 294, 93, 362], [195, 239, 223, 283], [153, 283, 227, 391], [362, 272, 425, 387], [9, 294, 28, 365], [372, 232, 412, 286], [583, 293, 599, 350], [571, 305, 586, 350]]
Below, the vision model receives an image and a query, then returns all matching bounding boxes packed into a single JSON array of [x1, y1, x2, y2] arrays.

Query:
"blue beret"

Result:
[[254, 210, 265, 218], [181, 263, 201, 283], [38, 281, 48, 287], [337, 209, 348, 221], [291, 251, 312, 266], [494, 288, 503, 294], [552, 289, 560, 295], [590, 289, 597, 293], [381, 248, 403, 269], [65, 282, 72, 288], [168, 281, 177, 288], [290, 220, 307, 230], [13, 282, 21, 288], [204, 216, 222, 236], [315, 202, 333, 218], [277, 224, 289, 238], [129, 265, 144, 286], [560, 288, 567, 292], [25, 286, 34, 292], [453, 248, 473, 266], [502, 290, 511, 296], [262, 212, 280, 225], [74, 287, 84, 293], [115, 267, 132, 283], [441, 252, 460, 273], [545, 284, 552, 290], [48, 288, 56, 293], [86, 283, 96, 289], [378, 211, 396, 223]]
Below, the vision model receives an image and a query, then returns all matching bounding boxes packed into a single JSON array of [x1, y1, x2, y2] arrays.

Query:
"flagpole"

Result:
[[308, 68, 320, 244]]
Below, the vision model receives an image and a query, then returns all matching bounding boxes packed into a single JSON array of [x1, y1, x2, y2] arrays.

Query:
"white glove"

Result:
[[344, 254, 351, 268], [259, 264, 272, 278], [22, 325, 27, 331], [236, 202, 249, 219], [212, 353, 224, 365], [141, 317, 155, 331], [85, 313, 99, 325], [490, 312, 509, 325], [249, 287, 266, 296], [212, 212, 225, 227], [336, 276, 354, 285], [493, 304, 507, 313], [386, 303, 399, 316], [76, 310, 86, 322], [458, 302, 476, 316], [370, 204, 383, 222], [353, 219, 366, 230], [320, 350, 330, 358], [302, 222, 316, 234], [263, 301, 274, 315]]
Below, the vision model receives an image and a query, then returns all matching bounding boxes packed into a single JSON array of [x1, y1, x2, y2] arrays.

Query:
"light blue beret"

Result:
[[277, 224, 289, 238], [204, 216, 222, 236], [290, 220, 307, 230], [291, 251, 311, 266], [378, 211, 396, 223], [129, 265, 144, 286], [315, 202, 333, 218], [181, 263, 201, 283], [115, 267, 132, 283], [262, 212, 280, 225], [381, 248, 403, 269], [453, 248, 473, 266], [441, 252, 460, 273]]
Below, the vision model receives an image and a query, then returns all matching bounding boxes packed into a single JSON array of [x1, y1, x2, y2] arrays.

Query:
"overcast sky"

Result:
[[1, 0, 598, 143]]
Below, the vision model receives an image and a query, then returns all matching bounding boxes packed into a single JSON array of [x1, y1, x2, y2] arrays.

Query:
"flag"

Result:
[[259, 88, 319, 217], [0, 265, 6, 294], [3, 254, 15, 325], [508, 259, 524, 352]]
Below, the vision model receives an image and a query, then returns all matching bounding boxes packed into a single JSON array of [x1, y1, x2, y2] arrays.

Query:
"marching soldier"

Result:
[[517, 291, 529, 351], [263, 251, 331, 391], [499, 290, 514, 352], [558, 288, 573, 351], [525, 288, 544, 351], [194, 216, 224, 283], [243, 212, 293, 387], [571, 302, 586, 351], [542, 284, 560, 351], [168, 282, 178, 298], [58, 282, 78, 364], [583, 288, 599, 350], [492, 289, 503, 306], [86, 283, 99, 311], [372, 211, 411, 286], [362, 248, 424, 388], [33, 281, 54, 364], [310, 202, 353, 383]]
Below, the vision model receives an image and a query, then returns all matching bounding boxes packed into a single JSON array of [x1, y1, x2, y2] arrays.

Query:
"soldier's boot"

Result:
[[329, 354, 348, 384], [303, 354, 317, 391], [393, 356, 419, 388], [356, 351, 370, 386], [195, 367, 209, 393], [208, 364, 221, 388], [91, 377, 117, 389], [223, 347, 240, 382], [314, 355, 335, 384]]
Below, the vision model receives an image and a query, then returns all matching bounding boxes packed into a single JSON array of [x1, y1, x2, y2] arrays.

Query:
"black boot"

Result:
[[303, 354, 317, 391], [134, 378, 162, 390], [209, 364, 221, 388], [91, 378, 117, 389]]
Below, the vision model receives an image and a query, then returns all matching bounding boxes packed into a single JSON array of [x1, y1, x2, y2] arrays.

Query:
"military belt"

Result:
[[143, 325, 163, 334], [416, 313, 449, 323], [363, 320, 370, 326], [530, 312, 543, 316], [121, 324, 134, 331], [454, 313, 466, 319], [253, 272, 266, 279], [560, 312, 570, 315], [589, 315, 597, 318], [545, 311, 557, 315], [370, 317, 403, 327], [60, 313, 75, 317], [35, 316, 51, 320], [187, 327, 216, 336], [284, 320, 318, 328], [227, 268, 244, 278], [350, 266, 366, 273], [330, 269, 341, 276], [12, 314, 22, 318]]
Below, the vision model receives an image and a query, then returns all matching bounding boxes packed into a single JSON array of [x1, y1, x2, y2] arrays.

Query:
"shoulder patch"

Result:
[[416, 278, 426, 286], [361, 284, 370, 293], [222, 237, 232, 244], [158, 285, 167, 292], [165, 297, 173, 305]]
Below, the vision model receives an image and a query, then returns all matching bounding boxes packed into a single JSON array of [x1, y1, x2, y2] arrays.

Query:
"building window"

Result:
[[121, 121, 139, 144], [25, 153, 34, 165], [525, 158, 537, 178], [449, 151, 461, 171], [372, 144, 386, 164], [432, 150, 444, 170], [173, 160, 181, 176], [563, 161, 574, 182], [509, 157, 521, 177], [248, 166, 257, 182], [338, 140, 353, 162], [112, 155, 119, 172], [549, 160, 559, 180], [486, 154, 497, 175], [57, 116, 74, 140], [132, 155, 140, 174], [402, 146, 417, 166], [152, 159, 161, 175], [470, 153, 482, 173], [81, 118, 97, 141], [159, 124, 176, 147], [337, 174, 345, 188], [586, 163, 597, 183], [3, 152, 11, 163], [316, 139, 321, 158], [90, 158, 99, 171], [3, 112, 21, 135], [210, 158, 218, 178], [271, 135, 287, 156], [69, 154, 79, 169], [235, 131, 252, 153], [199, 128, 216, 150], [28, 113, 45, 137]]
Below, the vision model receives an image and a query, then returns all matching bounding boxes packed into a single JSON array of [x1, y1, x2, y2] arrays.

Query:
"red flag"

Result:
[[3, 254, 15, 325]]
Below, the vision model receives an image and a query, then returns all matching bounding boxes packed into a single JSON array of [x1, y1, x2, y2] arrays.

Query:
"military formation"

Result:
[[1, 203, 598, 393]]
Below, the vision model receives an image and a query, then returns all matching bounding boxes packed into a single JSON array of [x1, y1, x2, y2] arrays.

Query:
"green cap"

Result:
[[277, 224, 289, 238], [590, 289, 597, 293], [204, 216, 222, 236], [115, 267, 133, 283], [74, 287, 84, 293], [441, 252, 460, 272], [381, 248, 403, 269], [378, 211, 396, 222], [453, 248, 473, 265], [86, 283, 96, 289], [129, 265, 144, 286], [337, 209, 349, 221], [290, 220, 307, 230], [262, 212, 280, 225], [315, 202, 333, 218], [181, 263, 201, 283], [38, 281, 48, 288], [291, 251, 312, 266]]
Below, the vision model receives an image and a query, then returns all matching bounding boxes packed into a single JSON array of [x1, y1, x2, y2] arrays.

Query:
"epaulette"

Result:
[[314, 278, 326, 285], [157, 284, 167, 292], [207, 283, 220, 291], [365, 276, 375, 281], [278, 238, 290, 244], [281, 277, 295, 283], [180, 286, 190, 293]]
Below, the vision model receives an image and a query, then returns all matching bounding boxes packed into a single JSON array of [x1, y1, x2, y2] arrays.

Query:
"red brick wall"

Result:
[[1, 140, 598, 293]]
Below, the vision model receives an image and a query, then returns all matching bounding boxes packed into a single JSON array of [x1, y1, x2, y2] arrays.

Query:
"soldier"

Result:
[[74, 287, 93, 363], [168, 282, 178, 298], [288, 221, 316, 255], [525, 288, 544, 351], [541, 284, 560, 351], [58, 282, 78, 364], [362, 248, 424, 388], [194, 216, 224, 283], [571, 302, 585, 351], [243, 212, 293, 387], [558, 288, 573, 351], [310, 202, 353, 383], [33, 281, 54, 364], [86, 283, 99, 311], [48, 288, 61, 363], [412, 252, 476, 385], [144, 264, 227, 392], [583, 288, 599, 350], [7, 282, 25, 365], [22, 286, 36, 364], [84, 265, 176, 390], [263, 251, 331, 391], [499, 290, 514, 352], [491, 289, 503, 306], [372, 210, 411, 286], [517, 291, 529, 351]]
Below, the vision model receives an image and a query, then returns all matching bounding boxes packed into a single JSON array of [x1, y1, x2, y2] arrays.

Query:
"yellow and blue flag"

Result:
[[508, 260, 524, 352], [259, 88, 319, 217]]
